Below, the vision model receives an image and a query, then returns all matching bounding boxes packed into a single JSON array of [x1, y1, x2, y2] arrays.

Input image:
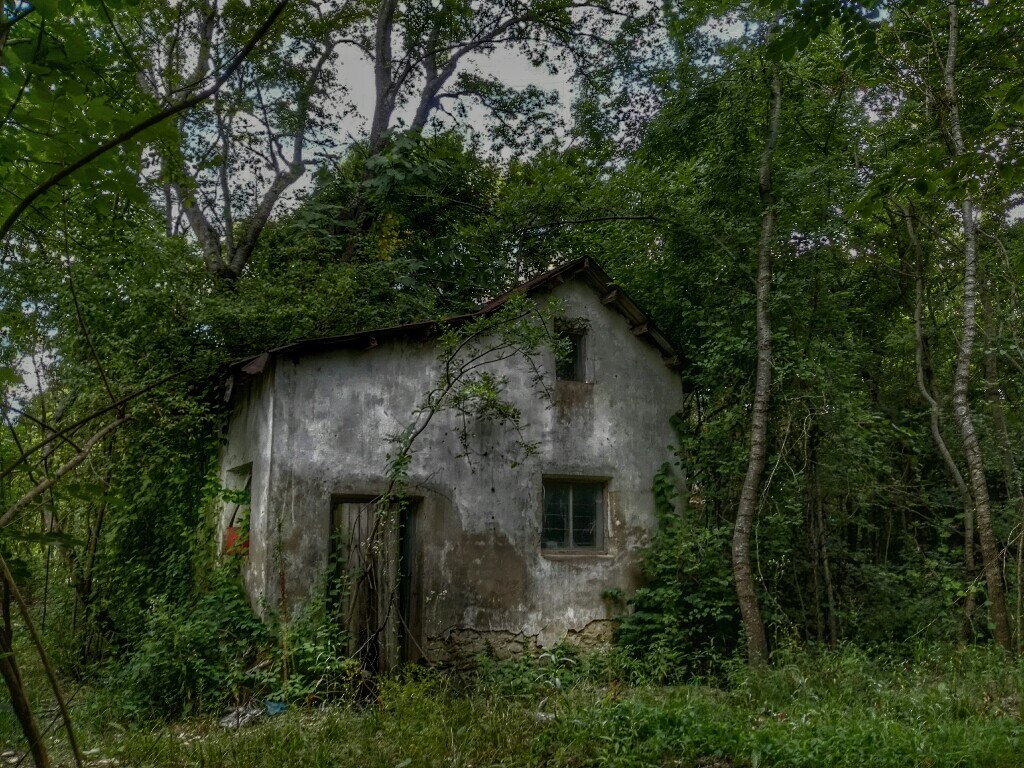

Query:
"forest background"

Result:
[[1, 0, 1023, 765]]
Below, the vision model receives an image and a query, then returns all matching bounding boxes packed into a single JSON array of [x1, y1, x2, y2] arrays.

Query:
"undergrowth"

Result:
[[5, 642, 1022, 767], [72, 563, 359, 721]]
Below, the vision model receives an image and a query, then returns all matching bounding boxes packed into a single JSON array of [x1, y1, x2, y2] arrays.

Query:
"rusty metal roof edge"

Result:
[[229, 257, 679, 375]]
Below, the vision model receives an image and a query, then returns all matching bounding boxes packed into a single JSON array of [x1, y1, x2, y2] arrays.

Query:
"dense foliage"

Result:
[[1, 0, 1023, 760]]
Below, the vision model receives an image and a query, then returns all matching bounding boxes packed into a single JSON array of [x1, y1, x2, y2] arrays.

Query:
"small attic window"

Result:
[[555, 320, 588, 381]]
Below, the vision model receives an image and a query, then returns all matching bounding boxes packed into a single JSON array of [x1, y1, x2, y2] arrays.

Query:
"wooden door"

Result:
[[331, 497, 415, 673]]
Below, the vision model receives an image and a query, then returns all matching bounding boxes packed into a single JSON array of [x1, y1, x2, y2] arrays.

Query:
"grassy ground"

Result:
[[5, 645, 1024, 767]]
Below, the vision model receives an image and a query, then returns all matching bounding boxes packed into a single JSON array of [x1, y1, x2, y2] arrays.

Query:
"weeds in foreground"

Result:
[[4, 644, 1023, 767]]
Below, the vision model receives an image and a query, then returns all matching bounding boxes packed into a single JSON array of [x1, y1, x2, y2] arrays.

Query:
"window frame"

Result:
[[554, 319, 590, 382], [541, 476, 607, 553]]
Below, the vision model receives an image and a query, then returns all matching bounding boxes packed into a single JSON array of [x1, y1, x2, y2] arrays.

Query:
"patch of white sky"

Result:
[[294, 41, 576, 199], [699, 14, 751, 46], [9, 342, 53, 410]]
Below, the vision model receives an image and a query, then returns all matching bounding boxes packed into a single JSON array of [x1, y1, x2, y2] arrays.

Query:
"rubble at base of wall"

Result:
[[566, 618, 615, 649], [425, 620, 617, 668]]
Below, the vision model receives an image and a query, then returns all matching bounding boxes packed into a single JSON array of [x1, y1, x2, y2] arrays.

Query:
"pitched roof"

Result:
[[235, 257, 680, 378]]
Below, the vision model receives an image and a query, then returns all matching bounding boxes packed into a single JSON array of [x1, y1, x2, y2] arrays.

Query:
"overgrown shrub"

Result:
[[615, 466, 740, 678], [106, 566, 268, 718], [255, 603, 360, 706], [103, 558, 367, 720]]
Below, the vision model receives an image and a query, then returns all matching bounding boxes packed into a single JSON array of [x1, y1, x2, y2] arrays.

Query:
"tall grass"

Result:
[[4, 644, 1022, 767]]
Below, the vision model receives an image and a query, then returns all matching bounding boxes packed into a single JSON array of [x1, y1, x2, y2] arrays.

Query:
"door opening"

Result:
[[330, 496, 418, 674]]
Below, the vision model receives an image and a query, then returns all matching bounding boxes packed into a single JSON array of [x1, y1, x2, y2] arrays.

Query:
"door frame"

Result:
[[330, 494, 419, 672]]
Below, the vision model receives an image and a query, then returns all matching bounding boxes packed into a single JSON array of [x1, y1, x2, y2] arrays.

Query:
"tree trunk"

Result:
[[0, 583, 50, 768], [368, 0, 400, 155], [814, 462, 839, 646], [942, 0, 1012, 650], [981, 283, 1024, 649], [905, 205, 977, 635], [732, 65, 781, 666], [806, 417, 838, 645]]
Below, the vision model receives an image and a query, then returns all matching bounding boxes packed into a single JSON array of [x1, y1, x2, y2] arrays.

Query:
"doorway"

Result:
[[330, 496, 418, 673]]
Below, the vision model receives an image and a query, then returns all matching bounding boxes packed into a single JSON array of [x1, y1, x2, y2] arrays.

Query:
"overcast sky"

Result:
[[320, 42, 576, 160]]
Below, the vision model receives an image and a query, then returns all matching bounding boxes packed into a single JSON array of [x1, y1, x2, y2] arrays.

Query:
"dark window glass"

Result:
[[542, 482, 570, 548], [572, 483, 601, 547], [542, 480, 603, 550]]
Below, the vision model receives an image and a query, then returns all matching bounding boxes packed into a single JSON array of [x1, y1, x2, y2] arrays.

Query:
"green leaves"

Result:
[[757, 0, 884, 64], [0, 529, 86, 548], [30, 0, 60, 19], [0, 367, 23, 387], [0, 1, 155, 234]]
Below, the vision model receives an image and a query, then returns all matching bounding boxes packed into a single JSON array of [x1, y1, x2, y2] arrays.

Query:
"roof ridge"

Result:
[[231, 257, 680, 377]]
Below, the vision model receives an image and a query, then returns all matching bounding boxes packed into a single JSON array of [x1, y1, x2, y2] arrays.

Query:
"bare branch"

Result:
[[0, 371, 180, 483], [224, 38, 335, 277], [215, 100, 236, 258], [173, 180, 225, 272], [1, 403, 82, 454]]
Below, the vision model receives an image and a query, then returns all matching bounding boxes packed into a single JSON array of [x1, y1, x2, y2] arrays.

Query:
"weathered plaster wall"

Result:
[[219, 369, 275, 607], [245, 280, 682, 659]]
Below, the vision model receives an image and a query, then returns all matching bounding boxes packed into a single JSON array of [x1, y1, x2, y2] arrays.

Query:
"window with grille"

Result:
[[542, 479, 604, 551]]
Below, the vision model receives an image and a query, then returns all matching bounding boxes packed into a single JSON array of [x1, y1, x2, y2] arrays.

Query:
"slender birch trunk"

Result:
[[981, 284, 1024, 649], [904, 206, 978, 631], [733, 64, 781, 666], [943, 0, 1011, 650]]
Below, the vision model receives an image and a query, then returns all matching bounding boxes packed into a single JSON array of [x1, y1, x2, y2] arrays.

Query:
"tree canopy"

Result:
[[1, 0, 1024, 755]]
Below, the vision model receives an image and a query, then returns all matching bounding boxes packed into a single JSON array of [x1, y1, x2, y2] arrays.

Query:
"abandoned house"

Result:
[[220, 257, 684, 669]]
